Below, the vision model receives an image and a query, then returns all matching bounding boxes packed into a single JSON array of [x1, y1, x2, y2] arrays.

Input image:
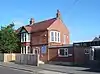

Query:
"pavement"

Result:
[[0, 62, 66, 74], [0, 62, 100, 74], [0, 66, 32, 74]]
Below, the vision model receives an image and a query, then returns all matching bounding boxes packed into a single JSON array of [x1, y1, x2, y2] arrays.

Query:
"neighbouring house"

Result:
[[73, 40, 100, 65], [93, 36, 100, 41], [17, 10, 70, 63]]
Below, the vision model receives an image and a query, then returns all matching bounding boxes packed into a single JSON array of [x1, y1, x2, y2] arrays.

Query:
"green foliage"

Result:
[[0, 24, 20, 53]]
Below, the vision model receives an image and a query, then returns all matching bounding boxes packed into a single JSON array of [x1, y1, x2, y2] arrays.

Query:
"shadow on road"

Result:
[[79, 68, 100, 73]]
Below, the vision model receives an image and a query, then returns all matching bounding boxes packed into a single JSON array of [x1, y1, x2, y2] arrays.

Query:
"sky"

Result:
[[0, 0, 100, 43]]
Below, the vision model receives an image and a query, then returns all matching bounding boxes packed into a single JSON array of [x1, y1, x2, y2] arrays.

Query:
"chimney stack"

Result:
[[56, 9, 61, 19], [30, 18, 34, 25]]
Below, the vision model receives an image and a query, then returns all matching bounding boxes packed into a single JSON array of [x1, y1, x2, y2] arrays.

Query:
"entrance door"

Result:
[[34, 47, 40, 55]]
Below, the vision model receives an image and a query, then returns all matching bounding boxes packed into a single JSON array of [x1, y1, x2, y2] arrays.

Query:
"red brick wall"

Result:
[[48, 47, 74, 62], [31, 31, 48, 45], [48, 19, 70, 46]]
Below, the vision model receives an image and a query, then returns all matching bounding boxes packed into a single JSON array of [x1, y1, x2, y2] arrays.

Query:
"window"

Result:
[[50, 31, 60, 42], [24, 33, 26, 42], [55, 32, 57, 41], [21, 33, 24, 42], [58, 48, 68, 57], [84, 48, 89, 54], [21, 46, 23, 54], [63, 34, 66, 44], [24, 46, 26, 54], [51, 32, 54, 41], [28, 46, 30, 53], [21, 33, 27, 42], [21, 46, 26, 54], [58, 32, 60, 42]]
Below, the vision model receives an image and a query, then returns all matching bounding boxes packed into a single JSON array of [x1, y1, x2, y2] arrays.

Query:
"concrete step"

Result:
[[39, 61, 44, 64]]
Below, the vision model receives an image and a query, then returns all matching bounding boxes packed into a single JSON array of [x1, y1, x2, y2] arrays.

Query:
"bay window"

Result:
[[51, 32, 54, 41], [21, 33, 30, 42], [50, 31, 60, 42], [58, 32, 60, 42]]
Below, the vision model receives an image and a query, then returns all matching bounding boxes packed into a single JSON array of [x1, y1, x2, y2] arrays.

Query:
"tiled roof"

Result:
[[24, 26, 32, 33], [17, 18, 56, 33], [31, 18, 56, 32], [93, 37, 100, 41]]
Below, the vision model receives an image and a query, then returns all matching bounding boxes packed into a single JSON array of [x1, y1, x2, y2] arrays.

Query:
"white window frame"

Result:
[[21, 29, 30, 42], [27, 46, 31, 54], [21, 33, 30, 42], [21, 46, 26, 54], [58, 48, 68, 57], [50, 31, 55, 42], [21, 33, 26, 42], [57, 32, 60, 42], [50, 31, 60, 42]]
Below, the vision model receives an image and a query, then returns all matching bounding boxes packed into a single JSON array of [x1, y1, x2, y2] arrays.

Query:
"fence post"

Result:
[[36, 54, 39, 66]]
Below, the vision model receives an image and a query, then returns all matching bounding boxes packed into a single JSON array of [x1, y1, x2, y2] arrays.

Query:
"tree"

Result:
[[0, 23, 20, 53]]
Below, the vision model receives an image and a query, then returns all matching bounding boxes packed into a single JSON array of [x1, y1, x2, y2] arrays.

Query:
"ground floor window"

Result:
[[21, 46, 31, 54], [21, 46, 26, 54], [58, 48, 68, 57], [84, 48, 89, 54], [28, 46, 31, 53]]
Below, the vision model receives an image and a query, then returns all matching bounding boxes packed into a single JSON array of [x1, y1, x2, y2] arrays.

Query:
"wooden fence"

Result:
[[15, 54, 39, 66], [0, 53, 39, 66]]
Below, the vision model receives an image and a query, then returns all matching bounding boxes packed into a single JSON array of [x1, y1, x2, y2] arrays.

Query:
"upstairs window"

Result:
[[21, 33, 30, 42], [51, 32, 54, 41], [50, 31, 60, 42], [55, 32, 57, 41], [21, 33, 26, 42], [58, 32, 60, 42], [21, 33, 24, 42]]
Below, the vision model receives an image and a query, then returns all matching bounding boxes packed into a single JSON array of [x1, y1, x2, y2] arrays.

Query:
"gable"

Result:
[[21, 29, 26, 33], [20, 27, 28, 33], [47, 18, 70, 44], [47, 19, 69, 34]]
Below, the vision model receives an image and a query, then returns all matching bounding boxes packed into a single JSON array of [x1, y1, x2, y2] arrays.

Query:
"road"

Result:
[[0, 62, 100, 74], [0, 66, 35, 74], [0, 64, 66, 74]]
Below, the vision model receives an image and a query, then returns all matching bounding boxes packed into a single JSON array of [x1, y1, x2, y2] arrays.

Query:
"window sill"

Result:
[[85, 53, 89, 54], [50, 41, 61, 43], [58, 55, 68, 57], [21, 41, 30, 42]]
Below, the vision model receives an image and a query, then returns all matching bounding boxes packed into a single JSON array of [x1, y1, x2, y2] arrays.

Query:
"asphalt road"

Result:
[[0, 62, 100, 74], [0, 66, 35, 74]]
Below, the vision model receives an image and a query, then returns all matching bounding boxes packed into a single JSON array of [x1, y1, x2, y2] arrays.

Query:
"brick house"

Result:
[[17, 10, 70, 63]]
